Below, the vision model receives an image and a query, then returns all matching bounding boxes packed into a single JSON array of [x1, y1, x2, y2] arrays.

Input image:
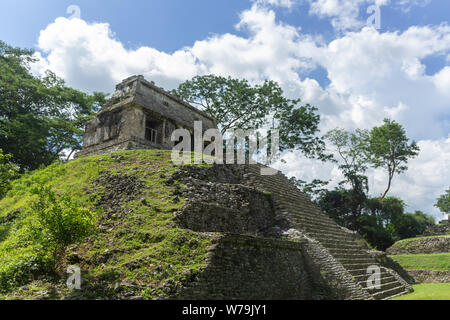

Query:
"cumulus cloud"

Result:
[[31, 2, 449, 218]]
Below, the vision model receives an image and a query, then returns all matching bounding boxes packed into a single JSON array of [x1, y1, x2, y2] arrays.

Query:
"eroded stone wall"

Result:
[[387, 236, 450, 255], [406, 270, 450, 283], [176, 235, 313, 300]]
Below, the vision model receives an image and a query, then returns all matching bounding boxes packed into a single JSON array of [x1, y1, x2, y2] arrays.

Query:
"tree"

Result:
[[434, 188, 450, 218], [0, 41, 106, 171], [0, 149, 18, 199], [394, 211, 435, 239], [289, 177, 329, 202], [175, 74, 327, 159], [366, 119, 419, 198], [324, 128, 370, 191]]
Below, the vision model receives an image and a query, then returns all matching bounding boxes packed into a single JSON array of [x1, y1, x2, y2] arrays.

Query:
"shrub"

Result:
[[29, 185, 97, 256], [0, 149, 19, 199]]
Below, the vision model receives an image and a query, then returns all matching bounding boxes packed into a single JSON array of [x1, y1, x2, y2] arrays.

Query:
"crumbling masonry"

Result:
[[78, 76, 412, 299]]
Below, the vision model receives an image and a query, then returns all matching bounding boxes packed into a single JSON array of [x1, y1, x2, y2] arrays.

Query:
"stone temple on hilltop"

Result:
[[77, 75, 217, 157], [77, 76, 414, 300]]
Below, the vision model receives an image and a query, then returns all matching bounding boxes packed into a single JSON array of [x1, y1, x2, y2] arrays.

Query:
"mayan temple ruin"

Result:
[[77, 75, 217, 157], [78, 76, 413, 300]]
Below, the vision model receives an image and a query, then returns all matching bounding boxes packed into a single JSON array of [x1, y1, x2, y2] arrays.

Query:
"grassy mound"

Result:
[[0, 150, 213, 299], [389, 253, 450, 271], [390, 283, 450, 300], [390, 235, 450, 249]]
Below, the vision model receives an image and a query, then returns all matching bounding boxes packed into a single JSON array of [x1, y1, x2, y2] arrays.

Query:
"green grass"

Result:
[[0, 150, 214, 299], [389, 253, 450, 271], [391, 283, 450, 300]]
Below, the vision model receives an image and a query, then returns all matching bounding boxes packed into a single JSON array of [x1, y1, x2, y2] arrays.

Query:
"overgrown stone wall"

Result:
[[387, 236, 450, 255], [423, 222, 450, 236], [176, 235, 313, 300], [407, 270, 450, 283], [171, 165, 377, 300]]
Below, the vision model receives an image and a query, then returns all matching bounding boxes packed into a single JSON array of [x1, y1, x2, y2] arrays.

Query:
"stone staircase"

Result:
[[244, 164, 411, 300]]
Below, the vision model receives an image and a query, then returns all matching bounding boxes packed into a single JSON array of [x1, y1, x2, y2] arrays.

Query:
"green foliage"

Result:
[[366, 119, 420, 198], [0, 40, 107, 171], [175, 74, 327, 160], [0, 149, 18, 199], [0, 155, 107, 293], [289, 177, 329, 202], [434, 187, 449, 216], [0, 150, 213, 298], [29, 185, 97, 252], [394, 211, 435, 239]]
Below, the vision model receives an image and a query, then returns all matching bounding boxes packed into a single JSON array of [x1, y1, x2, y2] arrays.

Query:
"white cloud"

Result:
[[396, 0, 432, 13], [308, 0, 368, 31], [37, 17, 203, 92], [31, 3, 449, 218], [253, 0, 296, 8]]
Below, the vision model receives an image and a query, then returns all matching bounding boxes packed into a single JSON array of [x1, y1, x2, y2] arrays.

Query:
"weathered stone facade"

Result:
[[423, 221, 450, 236], [407, 270, 450, 283], [77, 75, 217, 157], [170, 164, 413, 300]]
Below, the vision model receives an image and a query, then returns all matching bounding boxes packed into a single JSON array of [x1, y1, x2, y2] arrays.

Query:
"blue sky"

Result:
[[2, 0, 449, 85], [0, 0, 449, 219]]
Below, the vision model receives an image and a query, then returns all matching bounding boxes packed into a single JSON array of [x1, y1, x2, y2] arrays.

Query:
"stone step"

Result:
[[337, 257, 376, 265], [311, 237, 357, 248], [292, 222, 348, 236], [287, 214, 341, 229], [364, 281, 401, 294], [347, 268, 380, 276], [327, 248, 367, 256], [245, 165, 410, 301], [282, 207, 334, 223], [332, 252, 372, 260], [317, 240, 361, 250], [300, 227, 351, 240], [355, 274, 397, 286], [372, 286, 407, 300]]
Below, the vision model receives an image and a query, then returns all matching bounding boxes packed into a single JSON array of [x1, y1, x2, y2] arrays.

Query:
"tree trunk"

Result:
[[381, 174, 392, 199]]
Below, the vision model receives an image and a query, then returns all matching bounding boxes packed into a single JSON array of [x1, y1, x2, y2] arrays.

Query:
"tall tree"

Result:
[[366, 119, 419, 198], [434, 187, 450, 218], [324, 128, 370, 191], [0, 41, 106, 171], [175, 74, 327, 159]]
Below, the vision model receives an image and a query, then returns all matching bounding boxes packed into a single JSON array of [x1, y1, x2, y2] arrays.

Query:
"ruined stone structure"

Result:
[[77, 77, 413, 299], [77, 75, 217, 157], [170, 164, 413, 300]]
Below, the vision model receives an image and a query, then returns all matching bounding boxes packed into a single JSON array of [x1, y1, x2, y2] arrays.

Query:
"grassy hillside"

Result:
[[391, 283, 450, 300], [389, 235, 450, 251], [389, 253, 450, 271], [0, 150, 213, 299]]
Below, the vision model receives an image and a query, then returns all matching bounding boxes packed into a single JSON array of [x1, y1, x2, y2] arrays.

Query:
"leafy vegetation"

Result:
[[0, 40, 106, 171], [434, 187, 449, 217], [28, 185, 97, 256], [294, 120, 428, 250], [0, 150, 213, 299], [365, 119, 420, 198], [0, 149, 18, 199], [175, 74, 328, 160], [390, 283, 450, 300]]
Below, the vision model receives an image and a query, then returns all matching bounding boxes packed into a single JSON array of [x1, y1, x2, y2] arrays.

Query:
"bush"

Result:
[[30, 185, 97, 255], [0, 149, 19, 199]]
